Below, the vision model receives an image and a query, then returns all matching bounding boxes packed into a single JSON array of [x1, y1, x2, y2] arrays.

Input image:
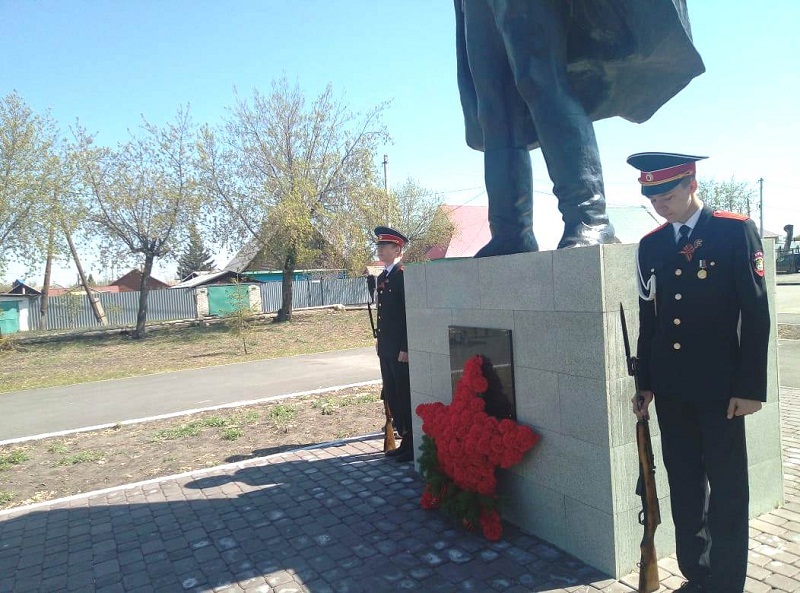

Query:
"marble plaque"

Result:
[[448, 326, 515, 420]]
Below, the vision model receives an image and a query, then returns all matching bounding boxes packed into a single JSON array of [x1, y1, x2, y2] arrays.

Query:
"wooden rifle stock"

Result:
[[636, 418, 661, 593], [383, 397, 397, 452], [620, 304, 660, 593]]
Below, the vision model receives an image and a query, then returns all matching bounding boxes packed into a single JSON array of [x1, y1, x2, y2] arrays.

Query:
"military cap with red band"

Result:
[[627, 152, 707, 196], [374, 226, 408, 247]]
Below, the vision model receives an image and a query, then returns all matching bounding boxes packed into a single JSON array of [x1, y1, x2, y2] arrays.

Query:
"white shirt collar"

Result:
[[672, 202, 704, 240], [384, 257, 402, 275]]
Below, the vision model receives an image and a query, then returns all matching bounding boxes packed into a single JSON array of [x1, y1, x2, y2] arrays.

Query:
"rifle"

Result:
[[367, 275, 397, 452], [366, 275, 378, 339], [620, 304, 661, 593], [383, 394, 397, 452]]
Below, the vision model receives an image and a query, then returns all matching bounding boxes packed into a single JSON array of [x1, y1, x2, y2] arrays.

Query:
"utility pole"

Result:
[[382, 154, 390, 197], [758, 178, 764, 238]]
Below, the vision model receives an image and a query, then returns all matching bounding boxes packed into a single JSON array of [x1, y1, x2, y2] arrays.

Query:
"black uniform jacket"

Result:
[[636, 207, 770, 402], [376, 265, 408, 358]]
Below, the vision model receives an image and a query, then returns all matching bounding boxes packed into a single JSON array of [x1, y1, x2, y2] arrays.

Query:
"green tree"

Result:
[[224, 280, 257, 355], [382, 178, 453, 264], [698, 177, 756, 217], [199, 78, 389, 322], [75, 107, 205, 338], [176, 226, 215, 281], [0, 91, 55, 274]]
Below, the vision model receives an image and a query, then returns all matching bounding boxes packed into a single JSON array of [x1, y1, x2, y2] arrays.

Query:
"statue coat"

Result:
[[455, 0, 706, 151]]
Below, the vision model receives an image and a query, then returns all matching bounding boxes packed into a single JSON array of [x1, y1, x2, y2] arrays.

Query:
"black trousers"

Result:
[[655, 397, 750, 593], [379, 354, 411, 438]]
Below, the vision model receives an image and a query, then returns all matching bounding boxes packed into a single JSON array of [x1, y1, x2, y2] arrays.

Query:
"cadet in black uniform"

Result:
[[373, 227, 414, 463], [629, 153, 771, 593]]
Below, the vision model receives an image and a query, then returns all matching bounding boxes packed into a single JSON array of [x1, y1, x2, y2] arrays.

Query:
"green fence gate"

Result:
[[207, 284, 253, 317], [0, 301, 20, 334]]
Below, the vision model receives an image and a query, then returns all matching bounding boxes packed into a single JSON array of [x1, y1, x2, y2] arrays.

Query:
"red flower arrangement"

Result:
[[415, 355, 540, 541]]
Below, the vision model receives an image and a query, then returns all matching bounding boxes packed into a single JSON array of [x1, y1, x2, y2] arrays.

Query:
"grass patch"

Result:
[[220, 427, 244, 441], [238, 411, 260, 425], [268, 404, 297, 423], [152, 423, 203, 441], [312, 393, 380, 414], [0, 449, 30, 470], [199, 416, 231, 428], [267, 404, 297, 432], [312, 397, 336, 415], [56, 451, 105, 466], [340, 393, 380, 406], [0, 491, 14, 504], [47, 442, 69, 454]]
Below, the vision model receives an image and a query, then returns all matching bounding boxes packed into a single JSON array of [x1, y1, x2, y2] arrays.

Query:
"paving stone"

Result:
[[3, 398, 800, 593]]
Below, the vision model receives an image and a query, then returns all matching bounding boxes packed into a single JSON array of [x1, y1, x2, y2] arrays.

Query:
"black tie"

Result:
[[677, 225, 691, 248]]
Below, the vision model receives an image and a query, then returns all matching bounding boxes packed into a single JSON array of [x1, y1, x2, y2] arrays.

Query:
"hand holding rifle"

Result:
[[620, 304, 661, 593]]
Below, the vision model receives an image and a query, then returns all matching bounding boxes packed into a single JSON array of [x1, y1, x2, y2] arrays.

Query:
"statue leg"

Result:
[[462, 0, 539, 257], [494, 0, 617, 248], [475, 148, 539, 257]]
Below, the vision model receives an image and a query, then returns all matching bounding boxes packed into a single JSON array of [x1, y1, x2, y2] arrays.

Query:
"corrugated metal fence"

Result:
[[25, 278, 370, 331]]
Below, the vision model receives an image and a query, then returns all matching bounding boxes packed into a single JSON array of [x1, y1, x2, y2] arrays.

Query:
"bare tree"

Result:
[[75, 107, 203, 338], [698, 177, 756, 217], [199, 78, 389, 322]]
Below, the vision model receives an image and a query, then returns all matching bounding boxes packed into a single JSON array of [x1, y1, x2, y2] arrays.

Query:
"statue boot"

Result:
[[475, 148, 539, 258], [556, 193, 617, 249]]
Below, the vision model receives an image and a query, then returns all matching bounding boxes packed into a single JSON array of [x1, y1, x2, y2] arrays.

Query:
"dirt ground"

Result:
[[0, 384, 387, 511]]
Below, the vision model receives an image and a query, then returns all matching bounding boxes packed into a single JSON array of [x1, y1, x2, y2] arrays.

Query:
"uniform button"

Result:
[[675, 293, 682, 300], [675, 269, 682, 276], [673, 318, 681, 325], [673, 342, 681, 350]]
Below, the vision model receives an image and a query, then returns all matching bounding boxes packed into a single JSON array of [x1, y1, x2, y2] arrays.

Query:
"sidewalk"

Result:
[[1, 389, 798, 593]]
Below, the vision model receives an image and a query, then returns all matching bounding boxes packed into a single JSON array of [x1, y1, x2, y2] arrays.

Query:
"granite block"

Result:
[[748, 457, 785, 517], [552, 246, 603, 312], [563, 496, 616, 574], [403, 263, 427, 310], [512, 311, 561, 373], [513, 366, 560, 433], [558, 374, 609, 447], [516, 428, 612, 512], [600, 243, 639, 314], [406, 308, 452, 355], [498, 472, 567, 552], [425, 259, 480, 310], [477, 251, 555, 311]]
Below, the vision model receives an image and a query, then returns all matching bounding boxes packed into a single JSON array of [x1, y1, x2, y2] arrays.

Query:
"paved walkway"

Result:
[[1, 389, 798, 593]]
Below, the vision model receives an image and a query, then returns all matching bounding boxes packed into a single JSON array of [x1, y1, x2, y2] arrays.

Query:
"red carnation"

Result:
[[480, 509, 503, 541]]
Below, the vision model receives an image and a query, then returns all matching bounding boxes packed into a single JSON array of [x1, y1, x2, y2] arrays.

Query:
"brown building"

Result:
[[109, 269, 170, 292]]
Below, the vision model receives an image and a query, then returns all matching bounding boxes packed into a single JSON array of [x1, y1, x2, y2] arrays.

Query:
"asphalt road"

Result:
[[0, 347, 380, 442], [776, 282, 800, 325], [3, 306, 798, 443]]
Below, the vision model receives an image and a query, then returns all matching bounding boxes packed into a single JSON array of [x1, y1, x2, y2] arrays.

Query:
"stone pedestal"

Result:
[[404, 243, 783, 576]]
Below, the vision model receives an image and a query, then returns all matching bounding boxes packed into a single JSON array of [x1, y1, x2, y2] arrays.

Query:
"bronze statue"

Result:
[[455, 0, 705, 256]]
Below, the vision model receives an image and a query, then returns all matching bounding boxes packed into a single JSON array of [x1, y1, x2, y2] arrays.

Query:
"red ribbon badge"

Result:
[[678, 239, 703, 262]]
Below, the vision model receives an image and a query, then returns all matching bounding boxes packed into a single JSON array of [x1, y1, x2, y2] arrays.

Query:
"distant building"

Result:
[[426, 204, 665, 259], [109, 269, 170, 292]]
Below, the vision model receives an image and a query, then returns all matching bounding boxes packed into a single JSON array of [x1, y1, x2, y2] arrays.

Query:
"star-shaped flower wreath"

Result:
[[415, 355, 540, 541]]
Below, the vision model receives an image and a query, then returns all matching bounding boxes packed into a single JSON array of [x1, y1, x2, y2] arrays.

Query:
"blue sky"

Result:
[[2, 0, 799, 284]]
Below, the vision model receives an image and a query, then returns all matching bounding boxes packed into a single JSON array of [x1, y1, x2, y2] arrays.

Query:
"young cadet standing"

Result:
[[373, 226, 414, 463], [628, 153, 771, 593]]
